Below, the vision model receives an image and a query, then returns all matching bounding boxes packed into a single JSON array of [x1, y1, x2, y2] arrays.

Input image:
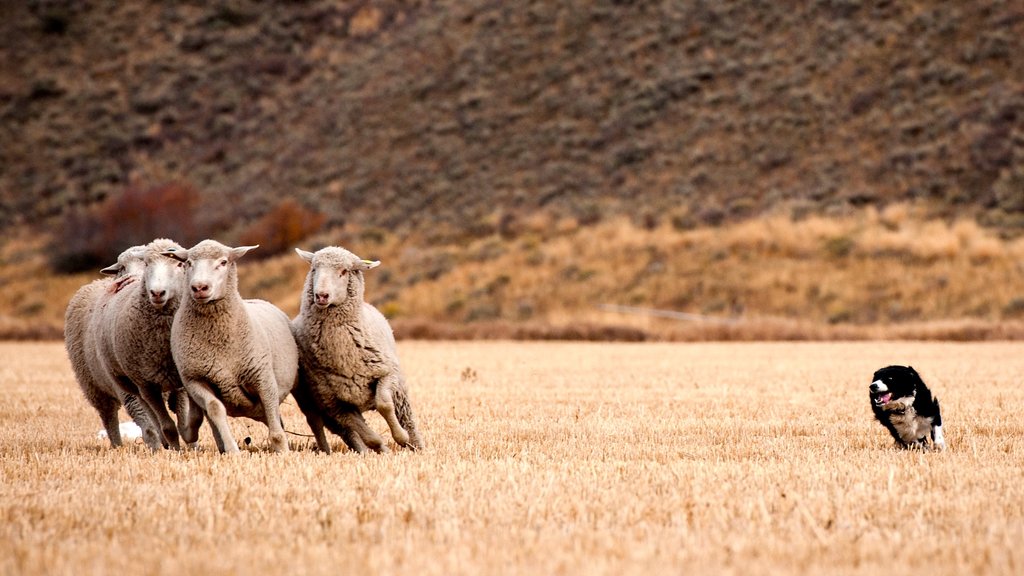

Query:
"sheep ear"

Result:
[[229, 245, 258, 262], [295, 248, 315, 264], [357, 259, 380, 270], [99, 263, 122, 276], [161, 249, 188, 263]]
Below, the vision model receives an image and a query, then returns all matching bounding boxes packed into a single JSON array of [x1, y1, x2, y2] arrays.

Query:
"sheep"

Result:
[[163, 240, 297, 454], [65, 245, 164, 450], [291, 246, 424, 454], [86, 238, 204, 451]]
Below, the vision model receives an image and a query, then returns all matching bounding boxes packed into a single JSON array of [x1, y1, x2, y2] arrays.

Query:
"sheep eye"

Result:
[[340, 269, 348, 276], [220, 259, 228, 266], [177, 262, 184, 268]]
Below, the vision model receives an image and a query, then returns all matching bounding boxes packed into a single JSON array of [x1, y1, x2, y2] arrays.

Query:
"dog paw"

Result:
[[931, 425, 946, 451]]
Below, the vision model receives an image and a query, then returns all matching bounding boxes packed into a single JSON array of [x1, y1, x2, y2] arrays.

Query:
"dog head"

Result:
[[869, 365, 921, 408]]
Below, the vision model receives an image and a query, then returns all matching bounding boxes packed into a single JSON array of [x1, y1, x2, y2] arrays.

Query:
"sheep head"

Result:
[[100, 245, 147, 278], [163, 240, 258, 304], [142, 238, 186, 309], [296, 247, 379, 309]]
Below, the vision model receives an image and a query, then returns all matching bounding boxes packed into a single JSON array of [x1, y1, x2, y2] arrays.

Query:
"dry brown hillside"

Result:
[[1, 1, 1023, 339], [2, 0, 1022, 232]]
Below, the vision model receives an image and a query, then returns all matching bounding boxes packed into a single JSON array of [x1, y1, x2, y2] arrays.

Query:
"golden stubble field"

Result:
[[1, 340, 1022, 575]]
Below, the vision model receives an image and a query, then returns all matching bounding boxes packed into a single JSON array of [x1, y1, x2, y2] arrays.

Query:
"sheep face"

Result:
[[143, 240, 186, 309], [165, 240, 258, 304], [296, 247, 379, 309]]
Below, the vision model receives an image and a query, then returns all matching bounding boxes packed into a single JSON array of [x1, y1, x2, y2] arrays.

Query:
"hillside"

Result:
[[1, 0, 1023, 340], [2, 0, 1022, 233]]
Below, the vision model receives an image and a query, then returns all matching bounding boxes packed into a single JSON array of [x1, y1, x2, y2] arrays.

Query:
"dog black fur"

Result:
[[869, 365, 945, 450]]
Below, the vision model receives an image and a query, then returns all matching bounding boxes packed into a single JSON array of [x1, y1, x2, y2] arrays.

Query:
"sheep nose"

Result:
[[150, 289, 166, 300], [191, 283, 209, 294], [315, 292, 329, 303]]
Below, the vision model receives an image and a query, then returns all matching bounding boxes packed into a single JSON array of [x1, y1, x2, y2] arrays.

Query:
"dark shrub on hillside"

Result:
[[237, 199, 326, 259], [49, 183, 202, 273]]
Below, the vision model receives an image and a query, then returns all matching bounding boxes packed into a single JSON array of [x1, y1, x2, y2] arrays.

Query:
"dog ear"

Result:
[[908, 366, 918, 376]]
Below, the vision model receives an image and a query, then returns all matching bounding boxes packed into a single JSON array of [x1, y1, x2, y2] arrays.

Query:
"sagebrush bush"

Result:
[[237, 199, 325, 259], [49, 183, 202, 273]]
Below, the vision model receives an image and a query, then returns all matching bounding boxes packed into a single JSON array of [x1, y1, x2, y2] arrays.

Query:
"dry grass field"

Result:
[[2, 340, 1023, 575]]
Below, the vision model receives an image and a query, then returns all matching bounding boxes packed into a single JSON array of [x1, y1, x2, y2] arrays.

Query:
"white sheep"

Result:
[[163, 240, 297, 454], [90, 237, 205, 448], [291, 246, 424, 454], [65, 245, 164, 450], [86, 238, 204, 450]]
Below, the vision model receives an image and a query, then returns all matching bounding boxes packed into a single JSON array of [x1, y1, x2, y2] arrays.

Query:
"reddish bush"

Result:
[[49, 183, 202, 273], [237, 199, 326, 259]]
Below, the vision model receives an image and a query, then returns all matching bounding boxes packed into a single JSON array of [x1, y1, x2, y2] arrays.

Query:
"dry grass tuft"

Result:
[[2, 341, 1023, 575]]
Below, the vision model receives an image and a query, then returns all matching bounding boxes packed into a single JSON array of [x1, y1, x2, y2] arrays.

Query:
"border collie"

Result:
[[869, 365, 945, 451]]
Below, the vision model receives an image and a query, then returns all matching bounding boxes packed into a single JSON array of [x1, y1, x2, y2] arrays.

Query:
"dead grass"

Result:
[[2, 341, 1023, 575], [375, 209, 1024, 330], [3, 210, 1024, 341]]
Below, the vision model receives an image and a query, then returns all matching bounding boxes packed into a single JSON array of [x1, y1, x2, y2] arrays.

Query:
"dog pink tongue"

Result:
[[880, 393, 891, 404]]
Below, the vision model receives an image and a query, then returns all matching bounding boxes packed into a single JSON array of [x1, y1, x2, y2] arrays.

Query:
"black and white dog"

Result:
[[869, 365, 945, 450]]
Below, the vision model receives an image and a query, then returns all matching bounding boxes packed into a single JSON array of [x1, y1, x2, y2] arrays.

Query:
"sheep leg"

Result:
[[325, 407, 387, 454], [184, 395, 205, 448], [290, 379, 332, 454], [186, 381, 239, 454], [136, 380, 181, 450], [207, 419, 228, 453], [305, 410, 332, 454], [375, 374, 412, 448], [335, 409, 387, 455], [391, 384, 424, 450], [121, 393, 164, 452], [93, 394, 123, 448], [256, 377, 289, 454], [329, 416, 364, 454], [171, 389, 204, 448]]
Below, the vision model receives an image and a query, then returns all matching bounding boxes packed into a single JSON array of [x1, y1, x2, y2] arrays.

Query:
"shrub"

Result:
[[49, 183, 202, 273], [1003, 298, 1024, 319], [823, 235, 854, 259], [237, 199, 326, 259]]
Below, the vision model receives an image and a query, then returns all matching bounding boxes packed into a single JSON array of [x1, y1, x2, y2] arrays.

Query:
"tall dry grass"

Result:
[[2, 341, 1023, 575], [3, 207, 1024, 341], [375, 206, 1024, 331]]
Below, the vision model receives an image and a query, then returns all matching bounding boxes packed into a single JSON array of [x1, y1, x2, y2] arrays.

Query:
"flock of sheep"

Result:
[[64, 238, 424, 454]]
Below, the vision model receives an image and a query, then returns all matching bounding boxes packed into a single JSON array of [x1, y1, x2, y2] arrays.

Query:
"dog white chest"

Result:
[[886, 402, 932, 443]]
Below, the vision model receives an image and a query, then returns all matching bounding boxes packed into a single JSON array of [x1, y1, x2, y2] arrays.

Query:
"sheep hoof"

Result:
[[269, 434, 289, 453], [389, 427, 410, 447], [143, 430, 163, 452]]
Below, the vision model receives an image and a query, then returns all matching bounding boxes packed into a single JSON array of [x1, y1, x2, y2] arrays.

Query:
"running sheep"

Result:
[[84, 238, 202, 450], [65, 245, 162, 450], [291, 246, 424, 454], [163, 240, 297, 454]]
